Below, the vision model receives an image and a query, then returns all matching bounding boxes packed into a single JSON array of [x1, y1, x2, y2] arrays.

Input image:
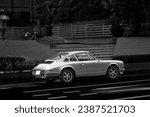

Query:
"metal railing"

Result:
[[52, 20, 112, 39]]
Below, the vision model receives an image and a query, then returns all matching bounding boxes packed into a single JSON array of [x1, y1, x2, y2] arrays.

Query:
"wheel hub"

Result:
[[63, 71, 72, 81], [109, 69, 117, 78]]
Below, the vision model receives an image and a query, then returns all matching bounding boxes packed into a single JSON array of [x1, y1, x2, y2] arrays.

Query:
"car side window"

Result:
[[76, 52, 95, 61], [70, 57, 77, 61], [64, 55, 77, 62], [88, 53, 96, 60]]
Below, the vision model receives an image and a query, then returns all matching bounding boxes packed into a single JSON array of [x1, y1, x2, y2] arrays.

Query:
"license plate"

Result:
[[35, 70, 41, 75]]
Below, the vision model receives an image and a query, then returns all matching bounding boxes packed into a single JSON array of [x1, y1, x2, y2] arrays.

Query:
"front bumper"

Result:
[[120, 68, 125, 74]]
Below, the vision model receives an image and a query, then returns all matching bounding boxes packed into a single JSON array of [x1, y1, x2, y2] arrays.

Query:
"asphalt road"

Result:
[[0, 73, 150, 100]]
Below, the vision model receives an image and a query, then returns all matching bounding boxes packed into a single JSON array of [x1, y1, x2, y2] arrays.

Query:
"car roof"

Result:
[[59, 51, 90, 55]]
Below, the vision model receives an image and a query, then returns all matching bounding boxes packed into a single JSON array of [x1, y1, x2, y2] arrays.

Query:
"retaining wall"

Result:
[[113, 37, 150, 56], [0, 40, 56, 60]]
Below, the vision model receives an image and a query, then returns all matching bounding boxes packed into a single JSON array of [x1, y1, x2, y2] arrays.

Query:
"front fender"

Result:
[[108, 63, 120, 69], [107, 62, 124, 74]]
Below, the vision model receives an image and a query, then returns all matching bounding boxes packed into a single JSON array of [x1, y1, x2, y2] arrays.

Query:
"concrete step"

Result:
[[37, 36, 116, 45], [38, 39, 65, 43], [95, 56, 113, 59], [55, 44, 115, 48], [37, 36, 68, 44], [54, 47, 115, 51], [55, 49, 114, 53], [37, 36, 115, 60], [88, 49, 114, 53], [92, 52, 113, 56], [96, 55, 113, 59], [54, 48, 114, 60], [54, 50, 113, 55]]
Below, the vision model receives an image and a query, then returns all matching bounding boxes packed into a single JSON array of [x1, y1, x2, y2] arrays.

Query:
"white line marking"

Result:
[[0, 87, 11, 90], [108, 87, 150, 93], [24, 79, 150, 94], [33, 93, 51, 97], [0, 81, 45, 88], [114, 94, 150, 100], [48, 96, 67, 100], [0, 84, 38, 90], [63, 90, 80, 94], [92, 84, 148, 91], [16, 85, 38, 88], [80, 93, 97, 96]]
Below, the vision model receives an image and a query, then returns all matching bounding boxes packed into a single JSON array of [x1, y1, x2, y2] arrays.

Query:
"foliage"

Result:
[[16, 59, 41, 71], [110, 16, 124, 37], [109, 0, 148, 37], [34, 0, 149, 37], [0, 57, 25, 72], [0, 57, 40, 73], [34, 0, 110, 24]]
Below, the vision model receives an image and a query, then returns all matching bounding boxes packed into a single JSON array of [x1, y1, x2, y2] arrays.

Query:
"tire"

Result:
[[107, 65, 119, 79], [59, 68, 75, 83]]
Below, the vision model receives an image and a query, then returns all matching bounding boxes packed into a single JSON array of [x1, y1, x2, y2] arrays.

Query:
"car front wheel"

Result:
[[59, 69, 75, 83], [107, 66, 119, 79]]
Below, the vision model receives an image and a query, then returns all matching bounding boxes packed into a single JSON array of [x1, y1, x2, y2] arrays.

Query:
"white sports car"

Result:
[[32, 51, 125, 83]]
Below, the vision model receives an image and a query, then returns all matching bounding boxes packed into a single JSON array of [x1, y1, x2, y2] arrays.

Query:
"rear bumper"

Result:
[[34, 73, 59, 78], [32, 70, 59, 79]]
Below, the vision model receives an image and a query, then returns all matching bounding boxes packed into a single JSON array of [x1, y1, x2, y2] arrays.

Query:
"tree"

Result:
[[34, 0, 47, 25], [34, 0, 110, 24], [110, 0, 148, 37]]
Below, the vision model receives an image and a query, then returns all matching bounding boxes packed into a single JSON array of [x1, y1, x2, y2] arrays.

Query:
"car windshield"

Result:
[[49, 53, 69, 60]]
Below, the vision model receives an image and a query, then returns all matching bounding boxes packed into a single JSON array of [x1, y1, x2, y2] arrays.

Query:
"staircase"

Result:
[[53, 44, 115, 60], [37, 36, 68, 44], [37, 36, 115, 60]]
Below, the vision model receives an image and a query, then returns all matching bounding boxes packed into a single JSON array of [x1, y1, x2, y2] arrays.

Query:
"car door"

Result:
[[75, 52, 103, 76], [63, 54, 83, 76]]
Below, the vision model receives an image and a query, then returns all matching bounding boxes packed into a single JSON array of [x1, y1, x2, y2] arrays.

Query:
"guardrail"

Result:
[[52, 20, 112, 39], [0, 27, 33, 40], [0, 26, 47, 40], [0, 20, 112, 40]]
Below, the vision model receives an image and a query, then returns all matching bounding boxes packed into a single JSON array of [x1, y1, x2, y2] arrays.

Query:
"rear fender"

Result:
[[59, 65, 76, 75]]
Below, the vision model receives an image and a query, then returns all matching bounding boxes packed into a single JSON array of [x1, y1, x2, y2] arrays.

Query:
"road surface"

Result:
[[0, 73, 150, 100]]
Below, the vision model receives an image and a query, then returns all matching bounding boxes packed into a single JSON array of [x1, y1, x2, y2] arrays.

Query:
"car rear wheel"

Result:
[[107, 65, 119, 79], [59, 69, 75, 83]]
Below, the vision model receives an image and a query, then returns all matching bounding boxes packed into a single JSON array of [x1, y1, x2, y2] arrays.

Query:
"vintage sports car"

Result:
[[32, 51, 125, 83]]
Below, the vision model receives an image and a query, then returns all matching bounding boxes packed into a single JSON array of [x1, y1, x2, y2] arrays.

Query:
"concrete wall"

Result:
[[113, 37, 150, 56]]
